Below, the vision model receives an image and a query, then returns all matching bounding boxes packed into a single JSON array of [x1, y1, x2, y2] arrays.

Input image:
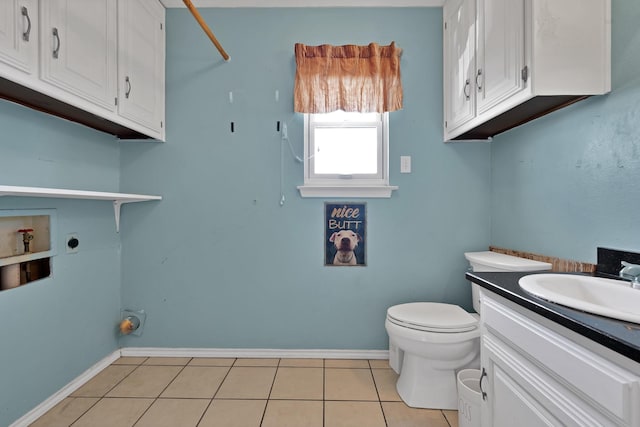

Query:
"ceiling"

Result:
[[161, 0, 444, 7]]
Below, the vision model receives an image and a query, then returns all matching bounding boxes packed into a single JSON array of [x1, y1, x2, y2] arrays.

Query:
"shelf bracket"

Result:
[[113, 200, 123, 233]]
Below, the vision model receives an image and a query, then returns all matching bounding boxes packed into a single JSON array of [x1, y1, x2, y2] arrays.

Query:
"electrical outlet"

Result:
[[66, 233, 79, 254]]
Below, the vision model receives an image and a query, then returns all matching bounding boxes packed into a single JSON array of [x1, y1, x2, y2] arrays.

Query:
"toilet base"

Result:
[[396, 353, 459, 410]]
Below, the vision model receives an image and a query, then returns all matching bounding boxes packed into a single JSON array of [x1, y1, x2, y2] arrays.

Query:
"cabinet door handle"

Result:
[[476, 69, 483, 92], [479, 367, 488, 401], [52, 28, 60, 59], [464, 78, 471, 100], [125, 76, 132, 98], [21, 7, 31, 42]]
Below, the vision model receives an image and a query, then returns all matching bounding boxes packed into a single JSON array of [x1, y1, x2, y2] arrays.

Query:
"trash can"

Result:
[[457, 369, 481, 427]]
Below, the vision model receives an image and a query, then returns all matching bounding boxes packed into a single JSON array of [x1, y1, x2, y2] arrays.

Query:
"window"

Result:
[[298, 111, 397, 198], [293, 42, 403, 198]]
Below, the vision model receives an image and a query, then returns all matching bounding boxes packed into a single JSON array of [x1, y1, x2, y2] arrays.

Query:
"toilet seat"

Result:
[[387, 302, 477, 333]]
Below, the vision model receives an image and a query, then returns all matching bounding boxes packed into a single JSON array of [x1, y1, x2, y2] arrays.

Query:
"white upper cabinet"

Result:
[[443, 0, 611, 141], [117, 0, 165, 140], [475, 0, 525, 115], [0, 0, 165, 140], [0, 0, 38, 76], [39, 0, 117, 113], [443, 0, 476, 132]]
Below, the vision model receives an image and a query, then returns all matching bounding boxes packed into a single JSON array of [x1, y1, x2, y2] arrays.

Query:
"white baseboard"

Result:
[[12, 347, 388, 426], [10, 349, 121, 427], [121, 347, 389, 360]]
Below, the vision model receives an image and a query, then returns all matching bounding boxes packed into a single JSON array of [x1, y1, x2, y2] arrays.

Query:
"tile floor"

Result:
[[30, 357, 459, 427]]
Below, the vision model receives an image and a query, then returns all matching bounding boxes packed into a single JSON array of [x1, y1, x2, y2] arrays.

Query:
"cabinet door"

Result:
[[489, 364, 559, 427], [481, 335, 563, 427], [476, 0, 525, 114], [117, 0, 165, 137], [0, 0, 37, 76], [40, 0, 116, 112], [443, 0, 476, 134]]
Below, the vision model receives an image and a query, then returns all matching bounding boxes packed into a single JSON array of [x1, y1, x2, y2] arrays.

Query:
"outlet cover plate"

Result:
[[66, 233, 79, 254], [400, 156, 412, 173]]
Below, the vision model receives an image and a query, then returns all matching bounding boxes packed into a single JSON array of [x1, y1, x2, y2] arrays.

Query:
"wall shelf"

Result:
[[0, 185, 162, 232]]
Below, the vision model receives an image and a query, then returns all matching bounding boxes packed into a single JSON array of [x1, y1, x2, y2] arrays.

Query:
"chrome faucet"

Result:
[[620, 261, 640, 289]]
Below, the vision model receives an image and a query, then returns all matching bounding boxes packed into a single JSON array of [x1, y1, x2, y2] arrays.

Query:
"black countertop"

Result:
[[466, 271, 640, 364]]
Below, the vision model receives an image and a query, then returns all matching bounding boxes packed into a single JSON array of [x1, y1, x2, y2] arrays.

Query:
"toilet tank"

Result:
[[464, 251, 552, 312]]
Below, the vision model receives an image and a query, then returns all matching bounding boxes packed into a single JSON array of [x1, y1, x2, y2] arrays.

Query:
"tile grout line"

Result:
[[67, 398, 102, 427], [69, 358, 150, 427], [442, 409, 454, 427], [207, 357, 238, 397], [258, 358, 281, 427], [368, 360, 389, 427], [322, 358, 326, 427], [194, 358, 237, 427], [69, 358, 152, 427], [130, 358, 192, 426]]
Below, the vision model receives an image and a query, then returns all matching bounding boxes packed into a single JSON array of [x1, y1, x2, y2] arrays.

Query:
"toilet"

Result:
[[385, 251, 551, 409]]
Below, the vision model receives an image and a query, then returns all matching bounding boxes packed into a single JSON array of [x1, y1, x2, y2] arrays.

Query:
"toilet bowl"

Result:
[[385, 302, 480, 409], [385, 251, 552, 409]]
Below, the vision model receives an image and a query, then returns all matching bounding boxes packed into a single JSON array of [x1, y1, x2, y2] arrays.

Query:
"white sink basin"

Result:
[[518, 274, 640, 324]]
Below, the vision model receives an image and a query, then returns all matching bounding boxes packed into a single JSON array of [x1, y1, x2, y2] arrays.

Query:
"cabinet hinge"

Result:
[[160, 121, 163, 128], [444, 22, 447, 30], [160, 23, 163, 30], [114, 97, 118, 106], [445, 120, 448, 128], [521, 66, 529, 83]]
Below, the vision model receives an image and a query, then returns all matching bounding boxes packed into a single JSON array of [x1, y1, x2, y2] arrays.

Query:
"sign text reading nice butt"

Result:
[[328, 204, 364, 230]]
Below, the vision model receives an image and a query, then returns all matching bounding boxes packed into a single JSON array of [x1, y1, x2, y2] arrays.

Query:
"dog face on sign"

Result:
[[329, 230, 362, 265]]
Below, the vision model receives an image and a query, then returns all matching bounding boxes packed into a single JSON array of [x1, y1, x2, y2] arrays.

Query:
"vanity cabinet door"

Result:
[[481, 333, 563, 427], [39, 0, 117, 112], [0, 0, 38, 76]]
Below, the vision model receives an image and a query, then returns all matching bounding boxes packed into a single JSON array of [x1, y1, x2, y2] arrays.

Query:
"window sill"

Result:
[[297, 185, 398, 198]]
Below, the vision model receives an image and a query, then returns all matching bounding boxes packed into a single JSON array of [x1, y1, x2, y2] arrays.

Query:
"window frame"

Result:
[[297, 112, 398, 198]]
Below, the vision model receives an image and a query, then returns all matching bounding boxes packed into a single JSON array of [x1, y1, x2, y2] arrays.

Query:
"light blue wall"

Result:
[[119, 8, 492, 349], [490, 0, 640, 263], [4, 2, 635, 424], [0, 102, 122, 426]]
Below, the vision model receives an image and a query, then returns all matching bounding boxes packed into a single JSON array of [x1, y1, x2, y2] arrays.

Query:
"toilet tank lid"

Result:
[[464, 251, 552, 272]]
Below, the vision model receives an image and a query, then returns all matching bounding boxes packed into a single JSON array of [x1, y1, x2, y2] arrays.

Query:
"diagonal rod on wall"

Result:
[[182, 0, 230, 61]]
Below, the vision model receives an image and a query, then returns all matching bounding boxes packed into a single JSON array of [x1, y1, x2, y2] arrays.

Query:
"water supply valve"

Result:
[[120, 316, 141, 335], [119, 309, 146, 336], [18, 228, 34, 253]]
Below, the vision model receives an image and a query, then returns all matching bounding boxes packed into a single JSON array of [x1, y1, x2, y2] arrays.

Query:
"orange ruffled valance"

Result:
[[294, 42, 403, 114]]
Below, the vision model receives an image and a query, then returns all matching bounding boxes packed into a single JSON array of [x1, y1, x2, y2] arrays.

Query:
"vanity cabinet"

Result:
[[0, 0, 38, 77], [117, 0, 165, 139], [443, 0, 611, 141], [0, 0, 166, 140], [480, 291, 640, 426]]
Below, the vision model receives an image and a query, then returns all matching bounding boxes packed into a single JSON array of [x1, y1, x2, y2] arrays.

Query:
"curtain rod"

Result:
[[182, 0, 230, 61]]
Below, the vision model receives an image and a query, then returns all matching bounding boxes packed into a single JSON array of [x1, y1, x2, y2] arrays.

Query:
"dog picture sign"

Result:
[[325, 202, 366, 266]]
